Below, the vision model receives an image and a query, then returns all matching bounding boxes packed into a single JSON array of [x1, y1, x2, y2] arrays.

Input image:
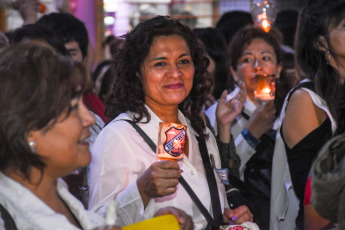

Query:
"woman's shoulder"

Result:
[[93, 113, 140, 145], [105, 113, 136, 129], [283, 88, 325, 148], [288, 88, 314, 104]]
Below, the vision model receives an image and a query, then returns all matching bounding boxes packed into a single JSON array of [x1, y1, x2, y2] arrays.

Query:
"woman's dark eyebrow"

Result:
[[149, 53, 190, 62]]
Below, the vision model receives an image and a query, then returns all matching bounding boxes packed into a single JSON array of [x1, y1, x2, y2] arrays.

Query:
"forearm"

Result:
[[217, 134, 240, 178], [217, 124, 232, 143]]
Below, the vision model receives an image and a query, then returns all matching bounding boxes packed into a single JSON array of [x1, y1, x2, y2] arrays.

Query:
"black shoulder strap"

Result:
[[122, 119, 222, 228], [123, 120, 157, 152], [287, 81, 315, 102], [195, 135, 223, 225], [241, 111, 250, 120], [0, 204, 18, 230]]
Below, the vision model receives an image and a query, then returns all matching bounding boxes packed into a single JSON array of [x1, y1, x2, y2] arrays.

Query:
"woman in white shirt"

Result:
[[89, 16, 254, 230]]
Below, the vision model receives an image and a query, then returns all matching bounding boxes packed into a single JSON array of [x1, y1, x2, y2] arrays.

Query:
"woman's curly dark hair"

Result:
[[106, 16, 211, 139]]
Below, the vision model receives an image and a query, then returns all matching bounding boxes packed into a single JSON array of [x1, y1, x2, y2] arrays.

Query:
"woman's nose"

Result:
[[253, 59, 263, 73], [80, 101, 96, 127], [254, 66, 263, 72], [168, 64, 182, 78]]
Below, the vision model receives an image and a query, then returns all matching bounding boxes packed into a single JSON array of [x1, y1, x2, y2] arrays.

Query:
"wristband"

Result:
[[241, 128, 259, 148]]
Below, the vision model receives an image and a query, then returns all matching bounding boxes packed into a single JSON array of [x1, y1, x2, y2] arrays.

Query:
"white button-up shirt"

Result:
[[0, 172, 104, 230], [89, 106, 228, 229]]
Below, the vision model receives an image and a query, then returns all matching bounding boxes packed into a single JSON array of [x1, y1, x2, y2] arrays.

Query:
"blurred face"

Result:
[[231, 38, 282, 100], [65, 41, 83, 62], [328, 19, 345, 82], [29, 97, 95, 178], [141, 35, 195, 110]]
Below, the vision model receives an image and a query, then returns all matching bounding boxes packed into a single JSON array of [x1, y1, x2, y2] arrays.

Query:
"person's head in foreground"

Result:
[[0, 43, 102, 229]]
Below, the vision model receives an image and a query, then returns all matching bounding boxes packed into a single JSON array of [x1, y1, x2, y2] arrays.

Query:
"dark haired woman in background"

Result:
[[193, 27, 235, 109]]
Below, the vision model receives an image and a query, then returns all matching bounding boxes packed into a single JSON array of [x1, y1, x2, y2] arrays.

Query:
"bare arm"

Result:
[[282, 89, 327, 149], [304, 204, 334, 230]]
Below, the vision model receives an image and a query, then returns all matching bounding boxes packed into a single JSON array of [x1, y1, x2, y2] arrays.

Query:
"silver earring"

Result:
[[29, 141, 36, 152]]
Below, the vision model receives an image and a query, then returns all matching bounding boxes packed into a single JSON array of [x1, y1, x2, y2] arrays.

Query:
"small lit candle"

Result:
[[251, 0, 275, 33], [255, 87, 274, 101], [261, 19, 271, 33], [254, 74, 275, 102], [257, 13, 272, 33]]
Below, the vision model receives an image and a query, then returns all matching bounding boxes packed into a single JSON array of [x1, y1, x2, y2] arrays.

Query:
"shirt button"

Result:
[[190, 171, 194, 175]]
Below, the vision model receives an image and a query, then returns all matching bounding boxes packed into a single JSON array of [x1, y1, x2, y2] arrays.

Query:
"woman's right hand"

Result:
[[246, 101, 276, 140], [137, 160, 182, 207]]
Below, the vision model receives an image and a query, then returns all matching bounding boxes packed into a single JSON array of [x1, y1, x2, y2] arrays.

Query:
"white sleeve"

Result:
[[88, 120, 156, 226]]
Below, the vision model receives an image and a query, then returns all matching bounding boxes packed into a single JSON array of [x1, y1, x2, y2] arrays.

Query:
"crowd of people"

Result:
[[1, 0, 345, 230]]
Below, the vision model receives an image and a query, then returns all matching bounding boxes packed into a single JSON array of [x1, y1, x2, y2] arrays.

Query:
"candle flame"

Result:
[[261, 19, 271, 33], [263, 87, 271, 94]]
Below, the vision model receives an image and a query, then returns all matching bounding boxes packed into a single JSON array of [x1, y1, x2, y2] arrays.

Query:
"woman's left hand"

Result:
[[222, 206, 253, 225], [155, 207, 194, 230], [216, 82, 246, 143]]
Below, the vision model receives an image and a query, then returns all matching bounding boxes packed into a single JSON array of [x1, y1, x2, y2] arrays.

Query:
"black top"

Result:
[[282, 117, 332, 229]]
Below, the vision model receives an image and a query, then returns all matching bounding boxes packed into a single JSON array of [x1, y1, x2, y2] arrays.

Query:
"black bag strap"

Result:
[[123, 120, 157, 152], [122, 119, 222, 228], [0, 204, 18, 230], [195, 135, 223, 224]]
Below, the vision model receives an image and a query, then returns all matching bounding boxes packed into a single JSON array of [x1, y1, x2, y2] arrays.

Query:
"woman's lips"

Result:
[[165, 83, 183, 89], [78, 140, 89, 146], [78, 135, 90, 146]]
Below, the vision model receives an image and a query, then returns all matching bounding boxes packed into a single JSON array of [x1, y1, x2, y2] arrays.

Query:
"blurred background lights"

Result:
[[104, 0, 117, 12], [104, 16, 115, 25], [251, 0, 276, 33]]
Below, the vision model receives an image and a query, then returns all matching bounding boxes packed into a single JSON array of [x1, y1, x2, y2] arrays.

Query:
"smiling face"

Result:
[[28, 97, 95, 178], [140, 35, 195, 111], [231, 38, 282, 101]]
